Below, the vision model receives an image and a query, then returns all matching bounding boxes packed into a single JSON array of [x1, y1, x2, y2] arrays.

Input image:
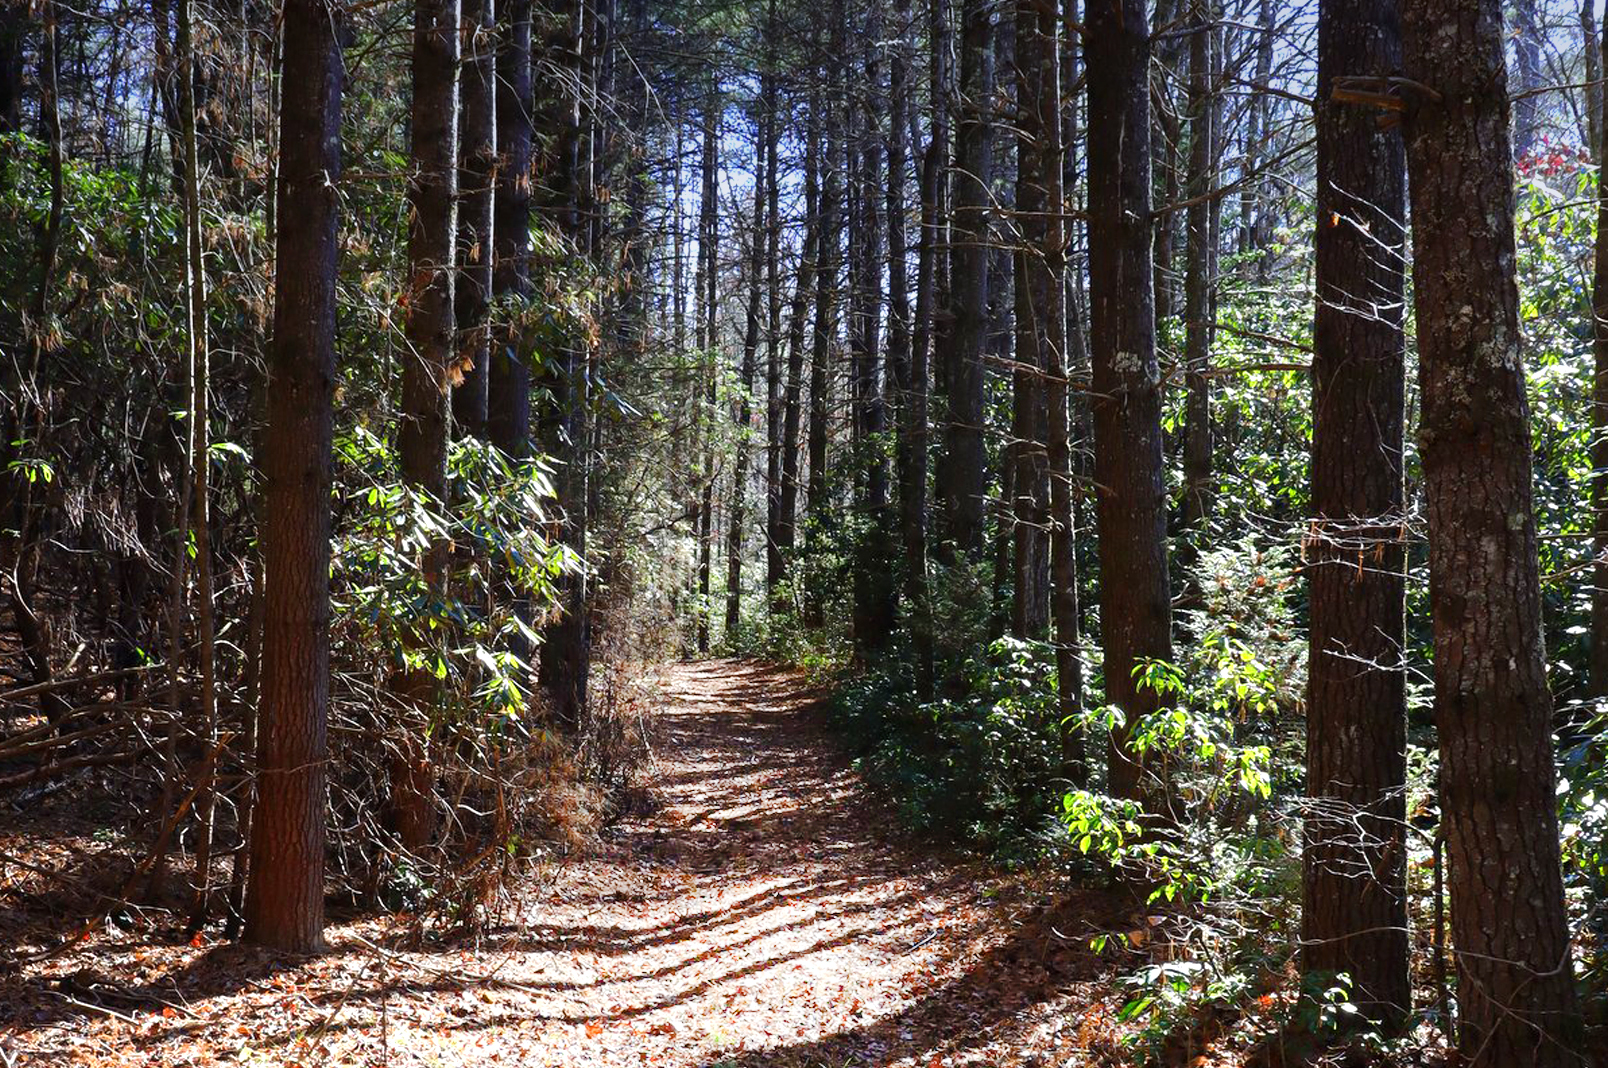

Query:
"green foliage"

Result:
[[831, 636, 1074, 860], [332, 425, 570, 726]]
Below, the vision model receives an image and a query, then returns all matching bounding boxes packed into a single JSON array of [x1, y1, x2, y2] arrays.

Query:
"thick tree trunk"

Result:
[[1400, 0, 1586, 1059], [938, 0, 993, 557], [1301, 0, 1410, 1027], [453, 0, 496, 439], [389, 0, 459, 852], [1086, 0, 1174, 805], [537, 0, 590, 718], [244, 0, 342, 954]]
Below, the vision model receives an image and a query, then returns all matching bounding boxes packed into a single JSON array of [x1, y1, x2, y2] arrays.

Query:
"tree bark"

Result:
[[245, 0, 343, 954], [938, 0, 993, 558], [892, 0, 934, 694], [775, 106, 819, 605], [453, 0, 496, 440], [1302, 0, 1410, 1027], [851, 15, 894, 659], [537, 0, 591, 719], [1086, 0, 1174, 805], [694, 90, 719, 651], [390, 0, 460, 852], [728, 114, 768, 641], [1179, 0, 1213, 541], [1010, 0, 1055, 641], [1400, 0, 1586, 1058]]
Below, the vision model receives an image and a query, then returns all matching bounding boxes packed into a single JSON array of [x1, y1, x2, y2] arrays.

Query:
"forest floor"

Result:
[[3, 660, 1155, 1068]]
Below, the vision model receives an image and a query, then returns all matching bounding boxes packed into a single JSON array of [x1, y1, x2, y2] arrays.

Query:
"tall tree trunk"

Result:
[[1179, 1, 1213, 543], [1591, 27, 1608, 699], [892, 0, 934, 694], [727, 116, 768, 642], [1051, 0, 1085, 783], [1086, 0, 1174, 805], [389, 0, 459, 852], [489, 0, 533, 687], [694, 90, 719, 652], [852, 18, 894, 659], [176, 0, 220, 930], [1010, 0, 1055, 641], [938, 0, 993, 557], [763, 0, 784, 596], [244, 0, 342, 954], [806, 48, 842, 630], [490, 0, 532, 461], [776, 106, 820, 606], [925, 0, 954, 571], [1400, 0, 1586, 1059], [1302, 0, 1410, 1027], [538, 0, 591, 720], [453, 0, 496, 439]]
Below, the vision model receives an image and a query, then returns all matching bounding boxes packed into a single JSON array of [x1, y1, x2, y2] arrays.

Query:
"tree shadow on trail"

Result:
[[689, 886, 1138, 1068]]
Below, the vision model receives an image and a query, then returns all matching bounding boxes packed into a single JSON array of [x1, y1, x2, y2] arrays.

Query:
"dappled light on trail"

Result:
[[4, 661, 1128, 1067]]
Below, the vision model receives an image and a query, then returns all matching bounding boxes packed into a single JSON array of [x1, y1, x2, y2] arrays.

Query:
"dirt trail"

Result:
[[8, 660, 1123, 1067]]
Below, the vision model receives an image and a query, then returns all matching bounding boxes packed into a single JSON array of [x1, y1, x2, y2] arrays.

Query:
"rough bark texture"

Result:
[[1086, 0, 1173, 804], [1301, 0, 1410, 1027], [453, 0, 496, 439], [938, 0, 993, 557], [1400, 0, 1586, 1059], [400, 0, 460, 506], [244, 0, 342, 954], [389, 0, 460, 853]]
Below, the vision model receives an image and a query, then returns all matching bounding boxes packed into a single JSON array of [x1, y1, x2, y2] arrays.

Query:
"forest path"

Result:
[[10, 660, 1124, 1067]]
